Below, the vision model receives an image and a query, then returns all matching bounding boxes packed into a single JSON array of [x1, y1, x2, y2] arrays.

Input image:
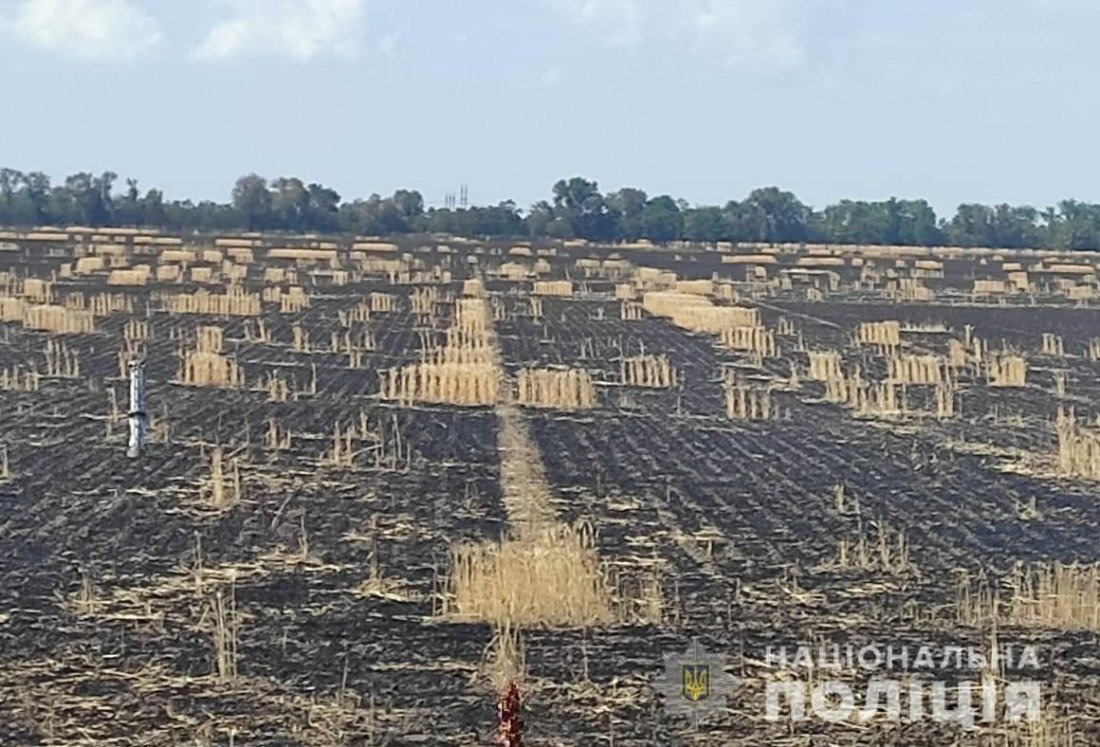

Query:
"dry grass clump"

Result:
[[124, 319, 150, 344], [267, 247, 337, 263], [949, 339, 970, 368], [358, 256, 405, 280], [988, 354, 1028, 388], [515, 368, 595, 410], [1007, 562, 1100, 630], [1089, 338, 1100, 362], [0, 365, 40, 392], [982, 712, 1081, 747], [720, 325, 777, 357], [419, 343, 492, 366], [0, 296, 25, 322], [888, 354, 944, 385], [107, 268, 149, 286], [410, 286, 441, 315], [959, 563, 1100, 633], [159, 248, 197, 263], [1055, 409, 1100, 479], [381, 297, 497, 406], [1041, 333, 1065, 357], [291, 323, 311, 353], [892, 279, 936, 301], [265, 418, 292, 451], [224, 246, 254, 263], [381, 363, 498, 406], [63, 291, 132, 317], [621, 301, 643, 320], [73, 256, 106, 274], [353, 240, 399, 253], [935, 379, 957, 418], [856, 320, 901, 348], [201, 446, 242, 510], [369, 293, 395, 313], [161, 289, 261, 316], [497, 261, 529, 282], [278, 287, 310, 314], [462, 278, 486, 298], [338, 301, 372, 326], [67, 568, 99, 617], [817, 364, 912, 419], [203, 582, 240, 682], [43, 339, 80, 377], [455, 297, 490, 331], [243, 319, 272, 344], [851, 379, 903, 418], [262, 266, 294, 284], [672, 304, 761, 333], [195, 326, 224, 353], [484, 623, 526, 692], [179, 351, 244, 388], [643, 292, 760, 333], [326, 423, 358, 467], [620, 355, 676, 388], [633, 267, 677, 290], [155, 265, 181, 282], [331, 329, 376, 366], [808, 351, 843, 381], [1046, 262, 1094, 275], [23, 304, 94, 334], [261, 371, 291, 402], [830, 521, 914, 575], [22, 277, 52, 303], [444, 523, 613, 627], [973, 278, 1010, 296], [724, 381, 773, 420], [526, 295, 543, 319], [675, 279, 713, 296], [189, 267, 215, 284]]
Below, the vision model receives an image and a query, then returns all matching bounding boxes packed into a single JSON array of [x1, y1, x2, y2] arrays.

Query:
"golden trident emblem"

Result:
[[682, 664, 710, 702]]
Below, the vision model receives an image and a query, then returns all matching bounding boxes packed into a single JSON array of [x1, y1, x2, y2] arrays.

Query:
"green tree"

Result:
[[743, 187, 811, 242], [605, 187, 648, 240], [232, 174, 273, 230], [683, 206, 727, 242], [271, 177, 310, 230], [306, 183, 341, 231], [639, 195, 683, 242], [552, 177, 614, 240], [392, 189, 425, 220]]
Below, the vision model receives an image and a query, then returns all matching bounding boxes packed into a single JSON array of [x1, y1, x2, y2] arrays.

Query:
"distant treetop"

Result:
[[1, 168, 1098, 250]]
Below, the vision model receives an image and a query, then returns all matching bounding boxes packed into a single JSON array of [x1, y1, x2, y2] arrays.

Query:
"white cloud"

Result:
[[194, 0, 368, 62], [551, 0, 644, 48], [687, 0, 805, 70], [549, 0, 806, 69], [5, 0, 162, 60]]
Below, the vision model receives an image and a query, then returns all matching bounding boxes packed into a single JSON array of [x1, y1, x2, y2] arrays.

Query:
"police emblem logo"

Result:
[[655, 638, 738, 727], [682, 663, 710, 702]]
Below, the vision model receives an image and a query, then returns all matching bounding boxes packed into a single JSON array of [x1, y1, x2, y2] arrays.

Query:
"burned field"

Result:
[[0, 230, 1099, 745]]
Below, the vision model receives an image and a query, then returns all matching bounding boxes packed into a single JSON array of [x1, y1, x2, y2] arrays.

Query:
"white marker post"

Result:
[[127, 359, 147, 458]]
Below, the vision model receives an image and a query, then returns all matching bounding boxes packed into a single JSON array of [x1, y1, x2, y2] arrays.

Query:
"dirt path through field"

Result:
[[481, 295, 562, 536]]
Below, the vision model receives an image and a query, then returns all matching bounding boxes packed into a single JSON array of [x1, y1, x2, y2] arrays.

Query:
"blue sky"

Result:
[[0, 0, 1097, 214]]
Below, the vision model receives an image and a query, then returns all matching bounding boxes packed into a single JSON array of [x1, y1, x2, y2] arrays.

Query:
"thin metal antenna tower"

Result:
[[460, 184, 468, 209]]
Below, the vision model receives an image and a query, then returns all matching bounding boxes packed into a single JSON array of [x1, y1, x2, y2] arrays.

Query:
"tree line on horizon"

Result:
[[2, 167, 1100, 251]]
